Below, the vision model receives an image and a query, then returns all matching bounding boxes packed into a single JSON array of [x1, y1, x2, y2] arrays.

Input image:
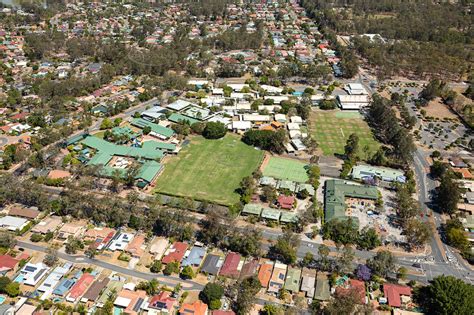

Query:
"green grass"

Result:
[[309, 110, 380, 158], [92, 131, 106, 139], [154, 134, 264, 205], [262, 156, 309, 182]]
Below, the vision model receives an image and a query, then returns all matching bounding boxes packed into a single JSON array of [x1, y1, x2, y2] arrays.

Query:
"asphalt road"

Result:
[[16, 240, 204, 290]]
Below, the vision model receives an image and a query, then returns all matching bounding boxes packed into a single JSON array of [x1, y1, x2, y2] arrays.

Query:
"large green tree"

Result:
[[418, 275, 474, 315]]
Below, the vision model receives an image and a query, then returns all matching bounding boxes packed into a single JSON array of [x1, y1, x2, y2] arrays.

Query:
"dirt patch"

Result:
[[424, 98, 458, 119]]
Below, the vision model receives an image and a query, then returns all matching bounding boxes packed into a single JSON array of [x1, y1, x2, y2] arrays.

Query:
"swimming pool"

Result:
[[113, 307, 123, 315], [14, 274, 25, 283], [0, 296, 6, 304]]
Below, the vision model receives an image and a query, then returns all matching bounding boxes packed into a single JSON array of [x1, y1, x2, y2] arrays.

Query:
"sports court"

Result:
[[262, 156, 309, 182]]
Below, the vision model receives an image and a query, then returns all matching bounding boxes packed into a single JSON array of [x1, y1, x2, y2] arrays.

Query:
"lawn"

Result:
[[262, 156, 309, 183], [154, 134, 264, 205], [309, 110, 380, 158]]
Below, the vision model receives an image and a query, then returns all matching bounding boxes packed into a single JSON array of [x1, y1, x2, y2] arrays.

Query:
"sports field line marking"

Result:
[[340, 128, 345, 138]]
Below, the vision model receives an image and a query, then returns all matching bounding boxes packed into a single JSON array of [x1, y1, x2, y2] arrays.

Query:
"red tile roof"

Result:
[[68, 273, 94, 300], [383, 283, 412, 307], [162, 242, 188, 264], [258, 262, 273, 287], [278, 195, 295, 209], [212, 311, 236, 315], [149, 291, 176, 312], [0, 254, 20, 272], [219, 252, 241, 278], [179, 300, 208, 315]]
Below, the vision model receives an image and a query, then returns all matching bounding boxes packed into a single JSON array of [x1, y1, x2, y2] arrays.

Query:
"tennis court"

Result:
[[262, 156, 309, 182]]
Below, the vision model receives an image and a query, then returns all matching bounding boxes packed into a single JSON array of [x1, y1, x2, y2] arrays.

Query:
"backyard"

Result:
[[154, 134, 264, 205], [309, 110, 380, 158]]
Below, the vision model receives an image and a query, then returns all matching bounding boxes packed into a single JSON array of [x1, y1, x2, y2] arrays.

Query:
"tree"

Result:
[[336, 245, 355, 274], [199, 283, 224, 308], [30, 233, 43, 243], [404, 218, 431, 249], [136, 279, 159, 296], [0, 276, 11, 293], [446, 224, 469, 252], [344, 133, 359, 161], [234, 276, 261, 315], [261, 304, 284, 315], [318, 244, 331, 271], [202, 122, 227, 139], [321, 218, 358, 246], [437, 174, 461, 214], [357, 227, 381, 250], [261, 186, 277, 203], [301, 252, 315, 267], [44, 247, 59, 267], [142, 126, 151, 135], [180, 266, 195, 280], [418, 275, 474, 315], [397, 266, 408, 280], [367, 250, 396, 278], [5, 282, 20, 297], [268, 231, 300, 265], [394, 184, 419, 225], [325, 287, 360, 314], [100, 118, 113, 130], [0, 232, 16, 248], [356, 264, 372, 281], [65, 237, 84, 254], [163, 262, 180, 275], [150, 260, 162, 273], [430, 160, 448, 179]]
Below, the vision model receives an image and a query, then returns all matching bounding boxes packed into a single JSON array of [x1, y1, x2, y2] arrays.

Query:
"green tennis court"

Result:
[[262, 157, 309, 182]]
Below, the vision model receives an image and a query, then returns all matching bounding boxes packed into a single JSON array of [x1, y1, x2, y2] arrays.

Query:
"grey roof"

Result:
[[200, 254, 222, 275], [182, 247, 206, 267]]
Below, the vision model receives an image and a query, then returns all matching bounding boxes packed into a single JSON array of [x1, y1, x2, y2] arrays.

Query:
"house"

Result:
[[84, 227, 116, 250], [201, 254, 223, 275], [125, 234, 146, 258], [57, 222, 85, 241], [0, 254, 20, 274], [141, 106, 167, 121], [147, 291, 177, 313], [219, 252, 242, 278], [97, 281, 124, 307], [179, 300, 208, 315], [0, 216, 28, 231], [239, 258, 259, 280], [449, 157, 468, 168], [284, 267, 301, 293], [300, 268, 316, 298], [261, 208, 281, 221], [337, 94, 370, 110], [383, 283, 412, 308], [82, 277, 110, 303], [114, 289, 148, 315], [241, 203, 263, 216], [108, 232, 135, 251], [267, 262, 287, 294], [182, 246, 207, 267], [231, 121, 252, 132], [66, 273, 95, 302], [242, 114, 272, 123], [167, 99, 194, 112], [162, 242, 188, 264], [277, 195, 295, 210], [17, 262, 50, 286], [37, 263, 72, 300], [314, 273, 331, 301], [149, 237, 170, 260], [8, 206, 40, 220], [32, 216, 62, 234], [15, 303, 36, 315]]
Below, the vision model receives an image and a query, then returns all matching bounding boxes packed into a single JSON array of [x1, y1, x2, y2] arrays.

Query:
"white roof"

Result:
[[188, 79, 209, 86], [337, 94, 369, 103], [260, 85, 284, 94], [345, 83, 368, 95], [212, 88, 224, 95], [167, 100, 193, 111], [290, 116, 303, 124], [242, 114, 271, 122], [287, 123, 300, 130], [20, 262, 50, 286], [258, 105, 281, 113], [108, 233, 134, 251], [227, 83, 249, 91], [114, 296, 132, 308], [232, 121, 252, 130], [141, 106, 166, 119], [275, 114, 287, 122], [264, 95, 289, 104], [0, 216, 28, 231], [230, 92, 254, 99]]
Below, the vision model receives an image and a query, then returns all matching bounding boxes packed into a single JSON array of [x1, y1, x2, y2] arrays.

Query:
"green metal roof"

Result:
[[324, 180, 378, 223], [314, 274, 331, 301], [142, 140, 176, 152], [284, 267, 302, 292], [66, 134, 87, 146], [242, 204, 263, 216], [97, 281, 123, 305], [131, 118, 175, 138], [261, 208, 281, 220], [351, 164, 405, 182], [82, 136, 164, 160], [278, 180, 297, 191], [168, 113, 199, 125], [280, 211, 298, 223], [87, 152, 113, 166], [136, 160, 162, 183]]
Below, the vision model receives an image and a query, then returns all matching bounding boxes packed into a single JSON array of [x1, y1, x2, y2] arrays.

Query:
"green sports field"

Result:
[[309, 110, 380, 158], [262, 156, 309, 182], [154, 134, 264, 205]]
